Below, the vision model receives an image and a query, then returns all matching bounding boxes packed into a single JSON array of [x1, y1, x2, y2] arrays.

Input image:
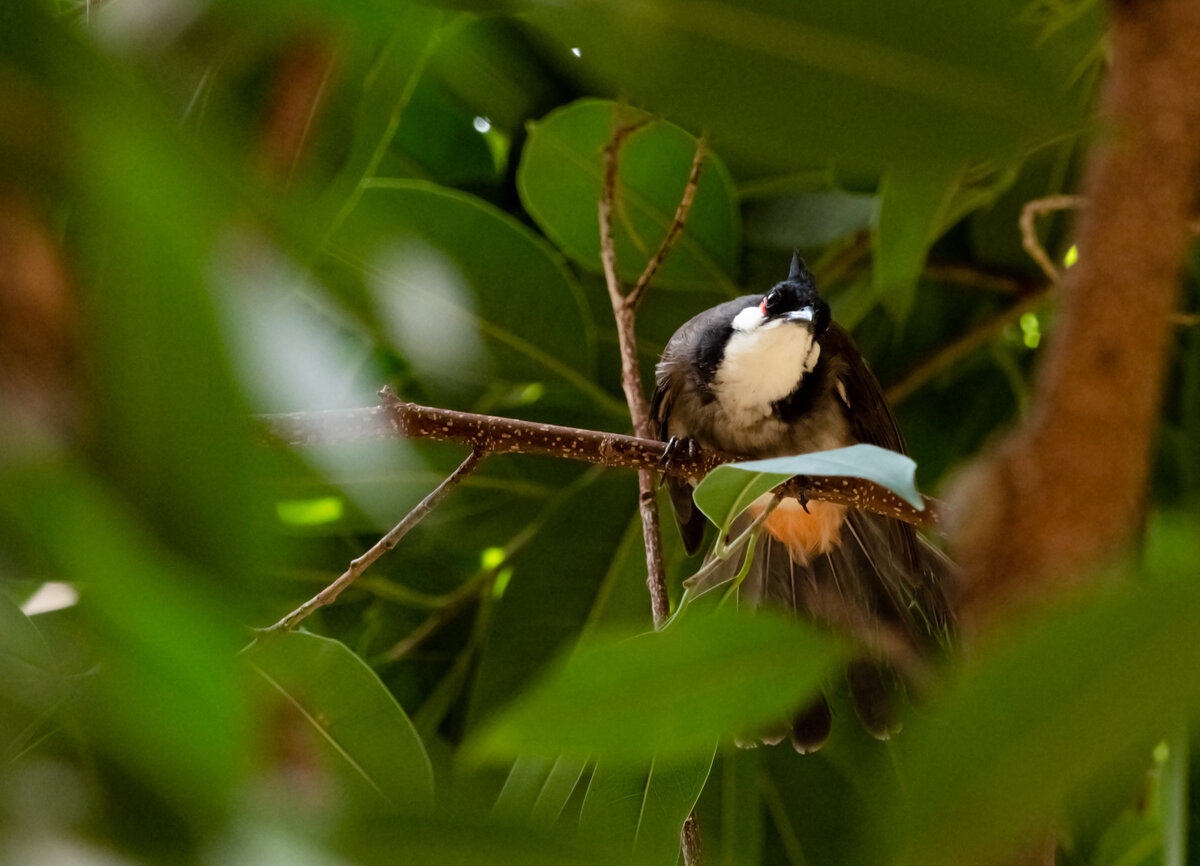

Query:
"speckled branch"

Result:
[[260, 387, 935, 528]]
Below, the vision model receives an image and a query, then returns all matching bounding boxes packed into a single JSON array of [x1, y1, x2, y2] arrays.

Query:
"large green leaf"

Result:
[[516, 1, 1101, 175], [467, 605, 844, 763], [692, 444, 924, 537], [581, 751, 715, 865], [0, 459, 249, 818], [518, 98, 741, 289], [325, 180, 612, 409], [693, 749, 766, 866], [873, 163, 958, 323], [897, 575, 1200, 866], [250, 630, 434, 810], [320, 6, 448, 232]]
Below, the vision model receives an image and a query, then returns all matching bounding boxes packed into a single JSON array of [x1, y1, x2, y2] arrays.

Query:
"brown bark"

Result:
[[947, 0, 1200, 627]]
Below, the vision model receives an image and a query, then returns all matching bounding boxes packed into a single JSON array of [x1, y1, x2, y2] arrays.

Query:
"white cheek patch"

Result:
[[731, 305, 765, 332]]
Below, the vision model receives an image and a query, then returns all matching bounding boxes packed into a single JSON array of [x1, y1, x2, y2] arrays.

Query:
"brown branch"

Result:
[[1019, 194, 1085, 284], [946, 0, 1200, 627], [599, 115, 671, 628], [261, 389, 936, 528], [256, 447, 487, 637]]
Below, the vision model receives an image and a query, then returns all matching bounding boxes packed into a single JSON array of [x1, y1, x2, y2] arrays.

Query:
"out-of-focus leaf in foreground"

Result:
[[250, 630, 433, 810], [468, 605, 844, 763], [898, 572, 1200, 866]]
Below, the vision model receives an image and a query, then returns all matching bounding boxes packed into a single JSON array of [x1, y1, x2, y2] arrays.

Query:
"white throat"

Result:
[[714, 307, 821, 414]]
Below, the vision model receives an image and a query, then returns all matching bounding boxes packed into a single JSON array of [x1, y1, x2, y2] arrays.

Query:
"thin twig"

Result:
[[627, 138, 707, 311], [1019, 194, 1084, 283], [600, 115, 671, 626], [597, 116, 652, 312], [256, 447, 487, 637]]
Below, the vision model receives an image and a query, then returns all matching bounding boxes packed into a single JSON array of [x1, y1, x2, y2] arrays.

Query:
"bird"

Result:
[[650, 252, 953, 752]]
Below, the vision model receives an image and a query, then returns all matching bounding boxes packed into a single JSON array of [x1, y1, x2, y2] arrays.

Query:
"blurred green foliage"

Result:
[[3, 1, 1200, 864]]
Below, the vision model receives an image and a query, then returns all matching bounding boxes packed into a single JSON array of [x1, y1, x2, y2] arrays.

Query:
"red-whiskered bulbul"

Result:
[[651, 253, 953, 752]]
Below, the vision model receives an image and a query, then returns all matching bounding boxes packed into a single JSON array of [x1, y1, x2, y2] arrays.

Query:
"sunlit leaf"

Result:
[[692, 444, 923, 535]]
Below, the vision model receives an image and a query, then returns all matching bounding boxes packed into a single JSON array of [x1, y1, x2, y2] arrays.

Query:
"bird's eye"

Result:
[[761, 290, 783, 317]]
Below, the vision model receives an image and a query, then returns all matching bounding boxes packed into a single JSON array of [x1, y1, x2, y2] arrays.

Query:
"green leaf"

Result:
[[1090, 812, 1163, 866], [692, 444, 923, 535], [0, 459, 249, 818], [517, 1, 1101, 174], [581, 751, 715, 865], [743, 187, 877, 250], [694, 749, 766, 866], [467, 472, 651, 729], [467, 605, 844, 763], [1161, 726, 1187, 866], [321, 8, 448, 230], [250, 630, 433, 810], [346, 812, 660, 866], [0, 592, 64, 763], [872, 163, 958, 324], [898, 576, 1200, 866], [495, 754, 590, 825], [326, 180, 614, 410], [518, 98, 740, 290]]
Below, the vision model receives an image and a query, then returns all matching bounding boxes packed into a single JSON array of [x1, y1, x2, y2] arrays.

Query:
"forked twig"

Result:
[[627, 138, 707, 311], [599, 114, 709, 628]]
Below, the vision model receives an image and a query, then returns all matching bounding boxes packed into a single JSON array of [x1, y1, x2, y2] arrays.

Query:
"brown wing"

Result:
[[822, 325, 954, 642], [820, 324, 906, 454]]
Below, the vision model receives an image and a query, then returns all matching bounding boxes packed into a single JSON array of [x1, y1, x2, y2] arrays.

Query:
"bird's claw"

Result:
[[660, 436, 700, 471]]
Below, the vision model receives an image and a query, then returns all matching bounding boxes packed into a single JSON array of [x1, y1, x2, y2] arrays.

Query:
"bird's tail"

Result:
[[734, 506, 954, 751]]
